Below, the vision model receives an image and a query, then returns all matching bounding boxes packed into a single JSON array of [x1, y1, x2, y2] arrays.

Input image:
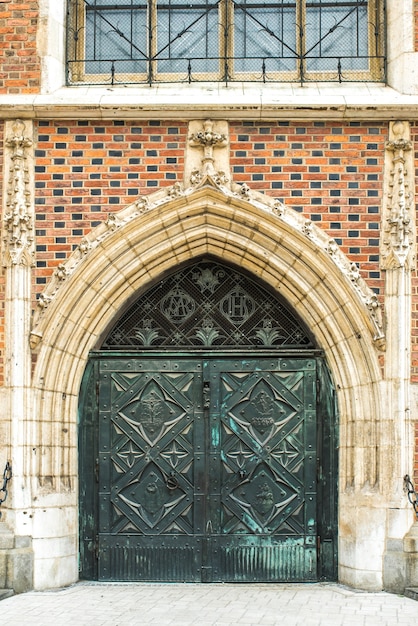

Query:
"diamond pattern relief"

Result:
[[120, 379, 186, 446], [229, 464, 298, 529], [98, 358, 318, 581], [219, 365, 310, 538], [119, 464, 186, 528], [103, 368, 198, 536], [228, 377, 297, 445]]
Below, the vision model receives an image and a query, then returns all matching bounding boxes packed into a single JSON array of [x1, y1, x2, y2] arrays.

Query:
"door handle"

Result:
[[166, 471, 179, 490], [206, 519, 213, 534]]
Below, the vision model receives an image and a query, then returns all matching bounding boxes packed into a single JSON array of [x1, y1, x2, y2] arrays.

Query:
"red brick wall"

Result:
[[229, 121, 385, 295], [33, 120, 188, 300], [33, 120, 385, 306], [0, 1, 41, 94]]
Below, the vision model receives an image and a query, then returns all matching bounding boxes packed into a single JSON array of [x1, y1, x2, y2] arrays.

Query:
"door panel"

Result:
[[209, 358, 317, 581], [97, 356, 317, 582], [98, 359, 204, 581]]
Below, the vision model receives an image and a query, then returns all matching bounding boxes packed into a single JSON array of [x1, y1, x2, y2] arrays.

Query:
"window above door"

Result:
[[101, 259, 315, 350], [66, 0, 386, 85]]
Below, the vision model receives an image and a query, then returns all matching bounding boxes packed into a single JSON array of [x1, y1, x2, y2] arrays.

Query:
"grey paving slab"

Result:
[[0, 583, 416, 626]]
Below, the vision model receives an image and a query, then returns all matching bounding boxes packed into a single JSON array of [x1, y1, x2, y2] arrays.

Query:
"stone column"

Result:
[[380, 121, 416, 592], [0, 119, 35, 591]]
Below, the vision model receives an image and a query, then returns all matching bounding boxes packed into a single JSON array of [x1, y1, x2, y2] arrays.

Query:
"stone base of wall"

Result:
[[0, 522, 33, 594], [383, 522, 418, 594]]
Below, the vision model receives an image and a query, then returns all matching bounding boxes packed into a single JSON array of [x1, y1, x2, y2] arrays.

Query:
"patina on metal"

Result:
[[96, 357, 318, 582], [79, 260, 338, 583]]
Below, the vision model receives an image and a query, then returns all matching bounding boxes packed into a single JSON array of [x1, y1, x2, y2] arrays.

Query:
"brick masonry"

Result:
[[0, 1, 41, 94], [229, 121, 385, 294], [31, 120, 385, 299], [33, 119, 188, 295]]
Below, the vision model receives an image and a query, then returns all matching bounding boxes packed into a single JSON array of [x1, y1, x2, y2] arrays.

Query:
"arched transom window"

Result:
[[66, 0, 386, 85]]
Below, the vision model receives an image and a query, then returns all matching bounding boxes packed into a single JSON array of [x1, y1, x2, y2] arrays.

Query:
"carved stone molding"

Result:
[[31, 176, 385, 351], [381, 121, 415, 270], [2, 120, 35, 267]]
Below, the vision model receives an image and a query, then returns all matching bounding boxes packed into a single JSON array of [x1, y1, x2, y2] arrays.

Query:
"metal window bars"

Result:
[[66, 0, 386, 86]]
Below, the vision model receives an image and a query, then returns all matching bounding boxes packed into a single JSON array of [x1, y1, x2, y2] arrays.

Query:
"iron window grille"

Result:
[[66, 0, 386, 85], [101, 260, 315, 350]]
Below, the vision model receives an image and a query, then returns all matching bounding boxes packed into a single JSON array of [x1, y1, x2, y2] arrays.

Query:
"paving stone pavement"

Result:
[[0, 583, 417, 626]]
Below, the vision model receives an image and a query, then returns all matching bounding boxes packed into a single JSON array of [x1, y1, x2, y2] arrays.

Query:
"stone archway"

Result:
[[30, 179, 385, 589]]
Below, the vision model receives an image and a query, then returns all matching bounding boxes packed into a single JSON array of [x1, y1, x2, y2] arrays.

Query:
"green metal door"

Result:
[[96, 355, 317, 582], [98, 358, 204, 581], [209, 358, 317, 582]]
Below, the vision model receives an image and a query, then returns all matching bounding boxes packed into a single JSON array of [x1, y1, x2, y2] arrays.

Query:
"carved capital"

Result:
[[2, 119, 35, 268]]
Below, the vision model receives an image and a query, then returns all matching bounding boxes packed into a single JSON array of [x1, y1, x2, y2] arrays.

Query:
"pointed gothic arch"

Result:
[[29, 180, 384, 587]]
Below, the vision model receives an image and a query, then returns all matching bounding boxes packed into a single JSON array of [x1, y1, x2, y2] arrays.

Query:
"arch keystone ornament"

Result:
[[28, 164, 391, 591]]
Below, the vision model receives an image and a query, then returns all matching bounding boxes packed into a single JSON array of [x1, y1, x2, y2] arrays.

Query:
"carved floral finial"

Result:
[[2, 119, 34, 267], [189, 119, 228, 178], [381, 121, 415, 269]]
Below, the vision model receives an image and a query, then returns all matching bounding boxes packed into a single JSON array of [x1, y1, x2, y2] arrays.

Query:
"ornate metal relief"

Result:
[[104, 369, 196, 536], [381, 121, 415, 270], [2, 120, 35, 267], [96, 358, 320, 581], [219, 364, 315, 546], [102, 260, 313, 349]]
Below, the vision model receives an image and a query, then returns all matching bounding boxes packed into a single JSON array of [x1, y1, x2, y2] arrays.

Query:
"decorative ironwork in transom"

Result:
[[102, 260, 314, 349]]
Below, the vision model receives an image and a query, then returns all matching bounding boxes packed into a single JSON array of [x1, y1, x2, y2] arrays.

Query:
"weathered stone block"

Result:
[[0, 551, 8, 588], [383, 548, 406, 593], [7, 547, 33, 594]]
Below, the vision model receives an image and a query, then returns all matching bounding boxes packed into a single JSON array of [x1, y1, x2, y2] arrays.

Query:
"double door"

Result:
[[97, 355, 318, 582]]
